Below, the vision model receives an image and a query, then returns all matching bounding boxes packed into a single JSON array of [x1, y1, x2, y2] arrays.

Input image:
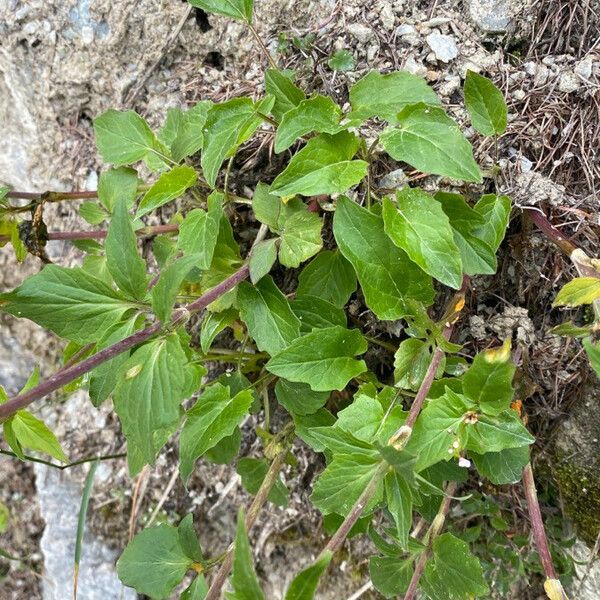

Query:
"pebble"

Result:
[[380, 4, 395, 30], [574, 57, 593, 79], [512, 89, 526, 100], [558, 71, 581, 93], [426, 31, 459, 63], [396, 23, 416, 36], [347, 23, 374, 43], [468, 0, 511, 33], [378, 168, 409, 189]]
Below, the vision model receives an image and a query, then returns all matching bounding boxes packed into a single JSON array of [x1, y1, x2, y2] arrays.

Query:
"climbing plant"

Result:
[[1, 0, 591, 598]]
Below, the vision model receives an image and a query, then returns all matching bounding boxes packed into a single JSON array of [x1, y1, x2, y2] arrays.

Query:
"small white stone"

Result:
[[574, 57, 593, 79], [558, 71, 581, 93], [512, 89, 526, 100], [426, 31, 459, 63], [458, 457, 471, 468], [347, 23, 374, 43], [380, 4, 395, 30], [396, 24, 416, 36], [80, 25, 95, 45]]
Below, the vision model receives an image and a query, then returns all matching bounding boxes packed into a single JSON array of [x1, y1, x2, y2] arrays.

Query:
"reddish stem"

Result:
[[526, 209, 577, 256]]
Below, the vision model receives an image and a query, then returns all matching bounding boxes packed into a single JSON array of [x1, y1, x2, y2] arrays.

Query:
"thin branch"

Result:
[[248, 23, 277, 70], [0, 448, 127, 470]]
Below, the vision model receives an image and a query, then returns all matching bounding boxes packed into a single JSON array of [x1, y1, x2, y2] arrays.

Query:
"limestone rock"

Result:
[[468, 0, 511, 33], [426, 31, 459, 63]]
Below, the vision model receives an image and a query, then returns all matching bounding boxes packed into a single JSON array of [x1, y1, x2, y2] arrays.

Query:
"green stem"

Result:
[[248, 23, 277, 70]]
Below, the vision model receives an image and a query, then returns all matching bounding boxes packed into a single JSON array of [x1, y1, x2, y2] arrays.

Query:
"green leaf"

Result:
[[177, 192, 224, 269], [380, 104, 482, 182], [181, 576, 209, 600], [369, 556, 413, 598], [227, 509, 266, 600], [266, 326, 367, 391], [435, 192, 496, 276], [249, 238, 278, 283], [405, 389, 472, 472], [270, 132, 368, 197], [114, 334, 202, 466], [265, 69, 305, 122], [98, 167, 139, 212], [327, 49, 355, 71], [237, 457, 288, 506], [463, 341, 515, 416], [152, 254, 203, 324], [178, 514, 204, 563], [383, 190, 463, 289], [349, 70, 440, 123], [159, 101, 211, 162], [137, 165, 197, 217], [106, 199, 148, 300], [472, 194, 511, 252], [4, 410, 68, 463], [252, 182, 282, 230], [1, 265, 135, 344], [550, 321, 594, 338], [278, 209, 323, 268], [297, 250, 356, 307], [180, 383, 253, 481], [94, 109, 167, 167], [89, 316, 143, 406], [274, 95, 343, 153], [0, 502, 8, 534], [284, 551, 332, 600], [308, 426, 378, 457], [471, 446, 529, 484], [293, 409, 336, 450], [583, 337, 600, 379], [117, 524, 192, 599], [553, 277, 600, 307], [188, 0, 253, 23], [465, 410, 535, 454], [274, 379, 329, 416], [201, 97, 271, 187], [464, 70, 507, 136], [311, 453, 383, 516], [238, 275, 300, 355], [333, 196, 434, 320], [200, 308, 237, 353], [384, 471, 413, 549], [422, 533, 489, 599], [394, 338, 442, 392], [79, 201, 108, 225], [290, 296, 346, 333]]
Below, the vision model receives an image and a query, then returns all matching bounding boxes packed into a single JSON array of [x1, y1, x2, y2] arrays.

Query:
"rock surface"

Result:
[[468, 0, 512, 32]]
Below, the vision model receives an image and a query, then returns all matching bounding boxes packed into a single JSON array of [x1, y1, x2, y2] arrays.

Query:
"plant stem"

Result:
[[248, 23, 277, 70], [0, 265, 251, 422], [204, 434, 291, 600], [526, 209, 577, 256], [0, 449, 127, 470], [403, 481, 458, 600], [522, 462, 569, 599]]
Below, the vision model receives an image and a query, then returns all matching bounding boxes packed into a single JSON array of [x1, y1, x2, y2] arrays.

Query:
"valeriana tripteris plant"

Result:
[[0, 0, 585, 598]]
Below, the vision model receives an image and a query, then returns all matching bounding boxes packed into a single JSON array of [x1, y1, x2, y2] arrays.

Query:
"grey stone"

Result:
[[468, 0, 511, 33], [558, 71, 581, 93], [347, 23, 374, 43], [569, 540, 600, 600], [426, 31, 459, 63], [378, 168, 409, 190]]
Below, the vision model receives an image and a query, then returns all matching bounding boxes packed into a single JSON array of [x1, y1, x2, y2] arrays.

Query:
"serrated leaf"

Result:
[[583, 337, 600, 378], [227, 509, 266, 600], [178, 514, 204, 563], [151, 254, 203, 324], [114, 334, 202, 466], [106, 198, 148, 300], [462, 342, 515, 416], [94, 109, 168, 167], [117, 524, 192, 599], [237, 457, 289, 506], [471, 446, 529, 484], [380, 104, 482, 182], [311, 453, 383, 516], [384, 471, 413, 550], [308, 426, 378, 457], [159, 101, 211, 162], [2, 265, 135, 344], [98, 167, 139, 212], [179, 383, 253, 481], [188, 0, 253, 23], [472, 194, 511, 252], [4, 411, 67, 463], [553, 277, 600, 307], [290, 295, 346, 333], [137, 165, 197, 217], [284, 551, 332, 600], [349, 70, 440, 122], [422, 533, 489, 599], [274, 95, 343, 153], [464, 410, 535, 454], [177, 191, 224, 269], [333, 196, 434, 320], [200, 308, 237, 353], [464, 70, 507, 136], [266, 325, 367, 391], [297, 250, 356, 307], [328, 49, 354, 72], [249, 238, 278, 283], [201, 97, 271, 187], [238, 275, 300, 355], [79, 201, 108, 225], [278, 209, 323, 268], [274, 379, 329, 416], [369, 555, 413, 598], [394, 338, 440, 392], [265, 68, 305, 121], [383, 190, 463, 289], [270, 132, 368, 197]]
